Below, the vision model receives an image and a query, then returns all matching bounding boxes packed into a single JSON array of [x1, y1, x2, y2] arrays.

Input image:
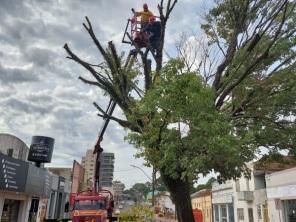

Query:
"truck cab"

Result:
[[70, 190, 115, 222]]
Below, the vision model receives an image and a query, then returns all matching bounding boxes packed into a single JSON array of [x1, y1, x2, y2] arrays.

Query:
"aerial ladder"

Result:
[[69, 100, 117, 222], [68, 9, 141, 220]]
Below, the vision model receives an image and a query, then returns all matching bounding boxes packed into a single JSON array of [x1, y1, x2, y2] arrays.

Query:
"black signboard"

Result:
[[25, 164, 46, 196], [28, 136, 55, 163], [0, 153, 28, 192]]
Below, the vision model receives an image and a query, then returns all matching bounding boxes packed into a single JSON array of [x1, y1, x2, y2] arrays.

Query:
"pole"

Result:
[[152, 167, 156, 207]]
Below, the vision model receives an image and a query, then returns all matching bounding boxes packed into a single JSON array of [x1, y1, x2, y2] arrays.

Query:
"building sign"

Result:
[[44, 171, 53, 197], [28, 136, 55, 163], [25, 164, 47, 196], [0, 153, 28, 192]]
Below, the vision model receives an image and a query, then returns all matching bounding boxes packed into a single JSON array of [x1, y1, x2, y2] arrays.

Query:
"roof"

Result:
[[0, 133, 29, 149], [254, 155, 296, 175], [191, 189, 211, 198]]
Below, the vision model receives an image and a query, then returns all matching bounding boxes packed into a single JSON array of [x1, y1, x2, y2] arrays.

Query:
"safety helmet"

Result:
[[143, 3, 148, 10]]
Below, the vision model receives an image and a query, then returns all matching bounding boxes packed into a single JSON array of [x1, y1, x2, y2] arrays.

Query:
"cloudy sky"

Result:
[[0, 0, 211, 188]]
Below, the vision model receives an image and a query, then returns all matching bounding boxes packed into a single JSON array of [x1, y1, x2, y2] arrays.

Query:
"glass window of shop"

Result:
[[1, 199, 20, 222]]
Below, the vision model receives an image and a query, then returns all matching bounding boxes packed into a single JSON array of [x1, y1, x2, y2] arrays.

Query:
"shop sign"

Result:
[[0, 153, 28, 192], [28, 136, 55, 163], [43, 170, 53, 197], [25, 164, 53, 197]]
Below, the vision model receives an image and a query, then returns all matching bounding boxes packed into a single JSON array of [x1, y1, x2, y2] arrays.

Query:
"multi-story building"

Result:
[[81, 150, 114, 188], [81, 149, 96, 187], [191, 189, 212, 222], [100, 153, 114, 187], [212, 158, 296, 222], [266, 166, 296, 222], [212, 180, 235, 222], [71, 160, 85, 193], [0, 133, 70, 222], [113, 181, 125, 204]]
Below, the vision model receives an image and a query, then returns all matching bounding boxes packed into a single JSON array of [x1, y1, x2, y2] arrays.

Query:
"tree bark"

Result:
[[162, 173, 195, 222]]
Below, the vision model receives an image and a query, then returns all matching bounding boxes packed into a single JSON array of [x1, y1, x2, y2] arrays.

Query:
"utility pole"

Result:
[[151, 167, 157, 207]]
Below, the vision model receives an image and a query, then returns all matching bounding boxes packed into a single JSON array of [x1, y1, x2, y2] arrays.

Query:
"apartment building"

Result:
[[81, 150, 114, 187]]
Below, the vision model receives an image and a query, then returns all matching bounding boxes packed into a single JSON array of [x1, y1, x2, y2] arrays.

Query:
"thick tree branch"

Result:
[[93, 102, 141, 133], [215, 1, 289, 108]]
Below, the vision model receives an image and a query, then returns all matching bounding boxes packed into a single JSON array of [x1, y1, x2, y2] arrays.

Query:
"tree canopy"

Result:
[[64, 0, 295, 221]]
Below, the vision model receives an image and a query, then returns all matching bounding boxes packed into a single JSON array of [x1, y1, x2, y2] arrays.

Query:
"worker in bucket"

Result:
[[142, 16, 161, 52], [132, 3, 154, 28]]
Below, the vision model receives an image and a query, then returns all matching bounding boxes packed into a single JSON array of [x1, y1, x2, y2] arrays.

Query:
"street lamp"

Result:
[[130, 164, 152, 181], [130, 165, 156, 206]]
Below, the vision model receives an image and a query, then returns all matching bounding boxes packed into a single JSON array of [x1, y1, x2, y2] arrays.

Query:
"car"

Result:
[[118, 205, 123, 209]]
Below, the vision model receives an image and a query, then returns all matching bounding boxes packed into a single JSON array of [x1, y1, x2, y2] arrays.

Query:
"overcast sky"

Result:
[[0, 0, 212, 188]]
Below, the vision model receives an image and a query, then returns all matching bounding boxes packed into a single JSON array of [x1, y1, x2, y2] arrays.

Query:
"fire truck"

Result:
[[69, 100, 117, 222]]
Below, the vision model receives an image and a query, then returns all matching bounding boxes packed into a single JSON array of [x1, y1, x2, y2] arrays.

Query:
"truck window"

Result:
[[74, 200, 105, 210]]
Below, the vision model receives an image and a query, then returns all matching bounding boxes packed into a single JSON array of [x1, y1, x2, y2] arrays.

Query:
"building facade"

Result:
[[100, 153, 114, 187], [71, 160, 85, 193], [212, 180, 235, 222], [81, 150, 114, 188], [232, 164, 268, 222], [266, 167, 296, 222], [0, 133, 29, 161], [81, 149, 96, 187], [0, 134, 70, 222], [113, 181, 125, 204], [191, 189, 212, 222]]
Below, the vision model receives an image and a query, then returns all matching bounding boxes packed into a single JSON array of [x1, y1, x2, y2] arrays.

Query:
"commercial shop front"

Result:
[[0, 153, 52, 222], [266, 167, 296, 222]]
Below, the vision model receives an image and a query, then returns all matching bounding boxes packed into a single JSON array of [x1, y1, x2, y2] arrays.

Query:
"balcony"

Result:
[[237, 191, 254, 201]]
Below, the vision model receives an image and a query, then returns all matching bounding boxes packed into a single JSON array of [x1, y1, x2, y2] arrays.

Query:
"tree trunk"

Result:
[[162, 173, 195, 222]]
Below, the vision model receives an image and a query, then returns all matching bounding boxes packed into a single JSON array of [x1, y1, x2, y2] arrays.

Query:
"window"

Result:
[[214, 205, 219, 222], [7, 149, 13, 157], [238, 208, 244, 220], [248, 208, 254, 222], [221, 205, 228, 222], [246, 178, 250, 191], [236, 180, 240, 191], [257, 205, 262, 219]]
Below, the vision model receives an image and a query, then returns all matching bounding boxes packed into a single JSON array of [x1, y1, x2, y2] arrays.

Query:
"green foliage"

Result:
[[127, 59, 255, 182], [123, 182, 151, 202], [118, 205, 154, 222], [191, 177, 217, 194]]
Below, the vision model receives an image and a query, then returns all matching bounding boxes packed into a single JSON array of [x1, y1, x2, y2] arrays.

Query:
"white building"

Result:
[[155, 192, 175, 214], [266, 167, 296, 222], [212, 180, 235, 222], [232, 163, 268, 222], [213, 159, 296, 222]]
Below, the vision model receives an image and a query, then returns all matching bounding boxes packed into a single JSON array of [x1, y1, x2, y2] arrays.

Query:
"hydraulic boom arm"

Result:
[[94, 99, 116, 192]]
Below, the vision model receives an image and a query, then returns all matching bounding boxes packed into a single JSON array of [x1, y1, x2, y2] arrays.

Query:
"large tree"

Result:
[[64, 0, 295, 221]]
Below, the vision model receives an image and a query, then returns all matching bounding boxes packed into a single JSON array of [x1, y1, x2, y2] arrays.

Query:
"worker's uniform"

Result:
[[143, 21, 161, 51], [135, 10, 154, 28]]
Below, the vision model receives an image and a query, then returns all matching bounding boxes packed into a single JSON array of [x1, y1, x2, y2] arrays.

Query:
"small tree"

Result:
[[65, 0, 295, 221]]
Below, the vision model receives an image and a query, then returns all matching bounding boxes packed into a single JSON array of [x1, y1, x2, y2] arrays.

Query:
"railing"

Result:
[[237, 191, 254, 201]]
